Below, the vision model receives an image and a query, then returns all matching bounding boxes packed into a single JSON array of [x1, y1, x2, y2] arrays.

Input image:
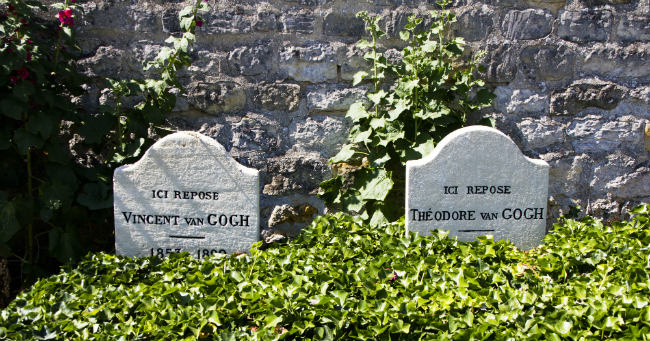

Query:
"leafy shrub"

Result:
[[0, 0, 207, 288], [319, 1, 494, 226], [2, 205, 649, 340]]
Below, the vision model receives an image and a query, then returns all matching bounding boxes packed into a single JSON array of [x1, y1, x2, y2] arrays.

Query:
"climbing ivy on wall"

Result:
[[319, 0, 495, 226]]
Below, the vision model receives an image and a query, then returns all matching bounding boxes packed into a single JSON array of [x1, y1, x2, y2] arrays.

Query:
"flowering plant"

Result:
[[0, 0, 208, 294]]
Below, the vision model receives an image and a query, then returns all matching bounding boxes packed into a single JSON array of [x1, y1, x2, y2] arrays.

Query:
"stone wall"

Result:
[[75, 0, 650, 239]]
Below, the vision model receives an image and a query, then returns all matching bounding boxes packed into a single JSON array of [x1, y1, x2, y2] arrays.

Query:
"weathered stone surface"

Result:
[[187, 82, 246, 115], [494, 87, 549, 115], [517, 117, 565, 150], [254, 83, 301, 111], [454, 5, 495, 42], [206, 7, 252, 34], [72, 0, 650, 240], [231, 114, 286, 156], [582, 44, 650, 79], [281, 10, 315, 33], [520, 44, 577, 81], [557, 9, 612, 43], [306, 85, 366, 113], [279, 42, 338, 82], [616, 15, 650, 42], [406, 126, 549, 250], [481, 43, 518, 83], [78, 46, 137, 79], [253, 8, 280, 32], [567, 115, 646, 154], [289, 115, 349, 157], [550, 79, 626, 115], [323, 12, 365, 37], [267, 204, 318, 231], [114, 131, 260, 258], [161, 8, 180, 33], [501, 9, 553, 40], [227, 44, 272, 77]]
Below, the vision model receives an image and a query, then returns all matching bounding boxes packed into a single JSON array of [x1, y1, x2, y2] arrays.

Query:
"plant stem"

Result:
[[26, 147, 34, 265]]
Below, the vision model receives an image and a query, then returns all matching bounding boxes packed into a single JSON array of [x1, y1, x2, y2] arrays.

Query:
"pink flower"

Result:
[[196, 19, 203, 27], [17, 66, 29, 80], [58, 9, 73, 26], [9, 75, 18, 84]]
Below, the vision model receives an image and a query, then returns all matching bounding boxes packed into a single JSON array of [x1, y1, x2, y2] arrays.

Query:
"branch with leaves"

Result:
[[319, 1, 495, 226]]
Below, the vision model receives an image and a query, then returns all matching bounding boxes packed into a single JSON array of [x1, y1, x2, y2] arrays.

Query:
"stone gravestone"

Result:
[[114, 131, 259, 258], [406, 126, 549, 250]]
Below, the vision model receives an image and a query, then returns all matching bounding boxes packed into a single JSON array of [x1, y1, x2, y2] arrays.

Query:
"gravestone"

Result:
[[406, 126, 549, 250], [114, 131, 259, 258]]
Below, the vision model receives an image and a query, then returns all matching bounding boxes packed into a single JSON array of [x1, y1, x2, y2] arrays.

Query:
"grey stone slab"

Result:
[[406, 126, 549, 250], [114, 131, 260, 259]]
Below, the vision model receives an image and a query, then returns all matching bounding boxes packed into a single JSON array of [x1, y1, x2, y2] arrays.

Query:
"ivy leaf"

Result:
[[26, 111, 57, 139], [476, 88, 496, 106], [357, 168, 393, 201], [77, 114, 114, 145], [0, 98, 24, 119], [13, 127, 44, 154], [413, 137, 436, 158], [367, 90, 387, 105], [388, 99, 409, 120], [399, 31, 410, 41], [351, 129, 372, 144], [346, 102, 369, 123], [330, 144, 357, 164], [353, 71, 368, 86], [77, 182, 112, 210], [318, 176, 343, 205]]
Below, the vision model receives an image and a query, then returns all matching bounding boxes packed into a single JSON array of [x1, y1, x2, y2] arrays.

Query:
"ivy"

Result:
[[0, 0, 208, 288], [319, 1, 495, 226], [1, 205, 650, 340]]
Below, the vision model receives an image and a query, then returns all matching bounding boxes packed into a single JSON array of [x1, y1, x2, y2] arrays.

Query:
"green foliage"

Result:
[[2, 205, 650, 340], [0, 0, 208, 287], [319, 1, 495, 226]]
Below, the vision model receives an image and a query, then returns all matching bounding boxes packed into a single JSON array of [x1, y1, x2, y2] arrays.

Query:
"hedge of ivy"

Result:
[[2, 205, 650, 340]]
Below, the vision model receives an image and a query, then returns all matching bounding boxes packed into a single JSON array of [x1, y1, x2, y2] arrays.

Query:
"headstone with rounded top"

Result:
[[114, 131, 259, 259], [406, 126, 549, 250]]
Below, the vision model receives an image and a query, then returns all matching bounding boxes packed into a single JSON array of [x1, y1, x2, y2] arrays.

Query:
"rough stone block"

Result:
[[254, 83, 301, 112], [253, 9, 280, 32], [206, 7, 252, 34], [453, 5, 495, 42], [279, 42, 338, 82], [161, 8, 180, 33], [227, 44, 272, 77], [323, 12, 365, 38], [501, 9, 553, 40], [231, 114, 286, 156], [517, 117, 565, 150], [289, 115, 349, 157], [481, 43, 518, 84], [187, 81, 246, 115], [406, 126, 549, 250], [494, 87, 549, 115], [550, 79, 626, 115], [306, 85, 366, 113], [557, 9, 612, 43], [520, 44, 577, 81], [567, 115, 645, 154], [616, 15, 650, 42], [281, 10, 315, 34], [582, 44, 650, 79]]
